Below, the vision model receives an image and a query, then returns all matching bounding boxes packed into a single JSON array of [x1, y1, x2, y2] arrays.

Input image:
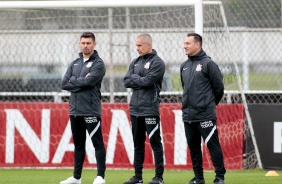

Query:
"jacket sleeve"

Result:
[[124, 59, 141, 89], [61, 62, 82, 92], [130, 58, 165, 87], [69, 60, 105, 88], [180, 62, 185, 90], [207, 61, 224, 105]]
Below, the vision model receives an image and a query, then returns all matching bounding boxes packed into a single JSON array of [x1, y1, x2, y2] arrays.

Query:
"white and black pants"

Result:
[[70, 116, 106, 179], [130, 115, 164, 178], [184, 120, 226, 180]]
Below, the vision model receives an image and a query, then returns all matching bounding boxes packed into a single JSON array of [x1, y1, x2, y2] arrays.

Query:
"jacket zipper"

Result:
[[75, 59, 84, 116], [187, 59, 194, 119]]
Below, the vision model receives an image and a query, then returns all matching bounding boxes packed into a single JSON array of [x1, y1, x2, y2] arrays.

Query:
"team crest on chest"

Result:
[[144, 62, 150, 69], [86, 62, 93, 68], [196, 64, 202, 71]]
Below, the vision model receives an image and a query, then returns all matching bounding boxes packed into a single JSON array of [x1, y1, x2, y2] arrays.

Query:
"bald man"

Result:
[[123, 34, 165, 184]]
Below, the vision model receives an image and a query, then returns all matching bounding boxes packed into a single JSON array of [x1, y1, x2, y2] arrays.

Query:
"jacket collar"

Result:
[[79, 50, 98, 61], [188, 49, 207, 61], [141, 49, 157, 60]]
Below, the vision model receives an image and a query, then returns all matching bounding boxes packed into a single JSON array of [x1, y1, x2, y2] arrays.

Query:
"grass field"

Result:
[[169, 73, 282, 91], [1, 169, 281, 184]]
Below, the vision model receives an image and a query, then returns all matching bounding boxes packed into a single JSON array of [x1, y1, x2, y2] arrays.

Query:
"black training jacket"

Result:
[[180, 49, 224, 122], [124, 49, 165, 116], [62, 50, 105, 117]]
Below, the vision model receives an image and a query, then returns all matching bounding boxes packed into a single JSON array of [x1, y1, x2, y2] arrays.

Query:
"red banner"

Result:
[[0, 103, 244, 170]]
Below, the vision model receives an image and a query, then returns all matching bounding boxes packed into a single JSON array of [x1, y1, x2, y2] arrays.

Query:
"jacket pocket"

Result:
[[194, 93, 206, 111], [153, 84, 159, 103]]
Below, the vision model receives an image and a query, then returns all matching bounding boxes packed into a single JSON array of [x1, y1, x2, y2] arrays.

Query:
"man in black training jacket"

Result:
[[123, 33, 165, 184], [60, 32, 106, 184], [180, 33, 226, 184]]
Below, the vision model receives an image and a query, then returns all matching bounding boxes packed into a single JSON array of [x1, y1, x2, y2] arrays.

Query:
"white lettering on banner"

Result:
[[52, 120, 73, 163], [274, 122, 282, 153], [5, 109, 50, 163], [3, 108, 182, 165], [173, 110, 187, 165], [52, 121, 96, 163], [106, 110, 134, 164]]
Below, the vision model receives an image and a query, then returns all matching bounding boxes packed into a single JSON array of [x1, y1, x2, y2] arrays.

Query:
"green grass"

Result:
[[223, 73, 282, 90], [1, 169, 281, 184], [169, 73, 282, 91]]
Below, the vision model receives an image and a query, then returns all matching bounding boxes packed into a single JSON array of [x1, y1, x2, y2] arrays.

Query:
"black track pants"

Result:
[[184, 120, 226, 180], [70, 116, 106, 179], [130, 115, 164, 178]]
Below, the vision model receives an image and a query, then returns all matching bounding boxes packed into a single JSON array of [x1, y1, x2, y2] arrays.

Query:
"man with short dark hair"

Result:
[[180, 33, 226, 184], [60, 32, 106, 184], [123, 33, 165, 184]]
